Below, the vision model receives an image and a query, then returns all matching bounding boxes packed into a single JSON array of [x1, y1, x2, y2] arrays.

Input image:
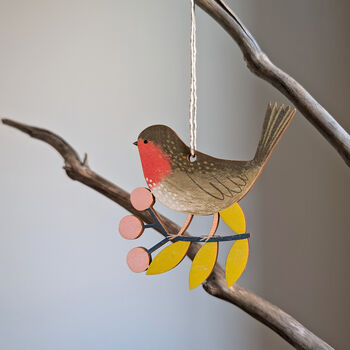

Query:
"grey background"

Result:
[[0, 0, 349, 349]]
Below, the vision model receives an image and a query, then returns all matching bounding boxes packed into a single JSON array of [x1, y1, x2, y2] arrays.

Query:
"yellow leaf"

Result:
[[225, 239, 249, 288], [189, 242, 218, 290], [220, 203, 249, 287], [146, 241, 190, 275], [220, 203, 246, 234]]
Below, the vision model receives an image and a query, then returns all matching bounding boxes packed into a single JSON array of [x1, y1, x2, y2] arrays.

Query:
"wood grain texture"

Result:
[[2, 118, 334, 350], [195, 0, 350, 167]]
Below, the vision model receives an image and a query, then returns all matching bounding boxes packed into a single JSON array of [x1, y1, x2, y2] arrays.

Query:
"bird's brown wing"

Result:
[[184, 163, 250, 202]]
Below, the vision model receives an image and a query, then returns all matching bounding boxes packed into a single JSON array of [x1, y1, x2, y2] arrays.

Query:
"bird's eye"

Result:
[[144, 140, 148, 144]]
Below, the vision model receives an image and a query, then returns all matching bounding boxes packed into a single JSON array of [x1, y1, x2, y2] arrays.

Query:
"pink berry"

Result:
[[119, 215, 144, 240], [126, 247, 151, 273], [130, 187, 155, 211]]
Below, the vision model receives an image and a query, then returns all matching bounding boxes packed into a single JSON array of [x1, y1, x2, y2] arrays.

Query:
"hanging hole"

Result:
[[188, 154, 197, 163]]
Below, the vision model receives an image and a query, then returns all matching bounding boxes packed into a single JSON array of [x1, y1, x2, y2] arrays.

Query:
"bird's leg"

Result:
[[168, 214, 193, 240], [200, 213, 220, 242]]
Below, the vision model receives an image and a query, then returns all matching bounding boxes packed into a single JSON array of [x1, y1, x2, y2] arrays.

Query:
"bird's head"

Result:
[[134, 125, 188, 188]]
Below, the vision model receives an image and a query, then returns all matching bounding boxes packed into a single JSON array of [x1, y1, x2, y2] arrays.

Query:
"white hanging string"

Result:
[[189, 0, 197, 158]]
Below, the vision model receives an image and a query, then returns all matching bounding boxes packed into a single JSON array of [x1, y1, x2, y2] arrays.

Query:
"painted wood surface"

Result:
[[219, 202, 246, 234], [126, 247, 151, 273], [135, 103, 295, 215], [130, 187, 154, 211], [189, 242, 219, 290], [146, 241, 191, 275], [225, 239, 249, 288], [220, 203, 249, 287], [119, 215, 144, 240]]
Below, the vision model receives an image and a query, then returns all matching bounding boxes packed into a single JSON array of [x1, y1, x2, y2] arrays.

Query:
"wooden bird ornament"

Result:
[[119, 102, 295, 289], [134, 103, 296, 240]]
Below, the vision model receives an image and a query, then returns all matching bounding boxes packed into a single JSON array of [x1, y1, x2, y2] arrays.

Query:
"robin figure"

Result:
[[134, 103, 296, 240]]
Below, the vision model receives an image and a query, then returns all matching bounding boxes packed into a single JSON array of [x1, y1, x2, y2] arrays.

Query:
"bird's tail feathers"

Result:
[[254, 103, 296, 165]]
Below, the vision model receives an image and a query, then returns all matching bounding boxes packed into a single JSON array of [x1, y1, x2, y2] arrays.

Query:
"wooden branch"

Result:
[[195, 0, 350, 167], [2, 118, 334, 350]]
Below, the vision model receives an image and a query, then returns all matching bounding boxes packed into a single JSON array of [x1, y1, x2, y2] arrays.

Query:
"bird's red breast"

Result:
[[138, 138, 172, 189]]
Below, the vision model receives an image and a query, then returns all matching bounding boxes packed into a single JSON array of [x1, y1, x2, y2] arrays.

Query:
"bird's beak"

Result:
[[133, 141, 138, 146]]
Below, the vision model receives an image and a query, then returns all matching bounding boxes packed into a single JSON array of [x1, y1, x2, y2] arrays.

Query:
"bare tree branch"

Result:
[[2, 118, 334, 350], [196, 0, 350, 167]]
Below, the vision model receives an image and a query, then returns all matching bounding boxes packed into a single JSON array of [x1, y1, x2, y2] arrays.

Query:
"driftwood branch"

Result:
[[2, 118, 333, 350], [196, 0, 350, 166]]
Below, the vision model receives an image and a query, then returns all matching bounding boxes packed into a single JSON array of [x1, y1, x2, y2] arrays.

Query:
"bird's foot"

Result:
[[199, 213, 219, 243], [199, 235, 212, 243], [167, 234, 182, 241]]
